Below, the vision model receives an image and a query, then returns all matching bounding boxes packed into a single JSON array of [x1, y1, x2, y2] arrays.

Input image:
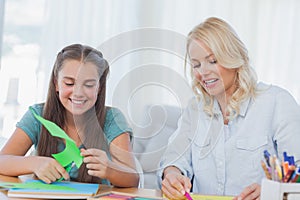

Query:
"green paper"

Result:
[[30, 107, 83, 168], [0, 181, 76, 191]]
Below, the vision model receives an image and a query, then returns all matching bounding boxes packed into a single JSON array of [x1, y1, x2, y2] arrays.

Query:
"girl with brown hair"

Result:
[[0, 44, 139, 187]]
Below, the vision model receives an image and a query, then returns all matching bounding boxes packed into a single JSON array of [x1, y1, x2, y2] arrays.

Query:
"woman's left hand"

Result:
[[233, 183, 261, 200], [80, 148, 111, 179]]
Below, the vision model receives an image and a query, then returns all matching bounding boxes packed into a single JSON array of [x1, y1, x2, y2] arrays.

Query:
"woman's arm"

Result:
[[81, 132, 139, 187], [0, 128, 69, 183]]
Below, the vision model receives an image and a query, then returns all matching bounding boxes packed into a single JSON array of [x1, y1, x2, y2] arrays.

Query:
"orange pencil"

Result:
[[282, 161, 289, 177], [283, 165, 295, 183]]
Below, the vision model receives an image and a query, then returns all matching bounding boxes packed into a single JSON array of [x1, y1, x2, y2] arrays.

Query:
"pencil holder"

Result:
[[261, 178, 300, 200]]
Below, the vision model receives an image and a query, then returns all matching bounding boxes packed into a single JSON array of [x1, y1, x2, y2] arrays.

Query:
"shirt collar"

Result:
[[239, 97, 251, 117], [212, 97, 251, 117], [212, 99, 222, 115]]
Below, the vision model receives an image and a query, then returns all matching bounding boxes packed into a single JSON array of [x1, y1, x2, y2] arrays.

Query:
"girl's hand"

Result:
[[233, 183, 261, 200], [161, 167, 191, 200], [32, 156, 69, 184], [81, 148, 111, 179]]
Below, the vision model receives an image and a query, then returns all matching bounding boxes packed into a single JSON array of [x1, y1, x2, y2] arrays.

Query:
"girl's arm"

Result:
[[81, 133, 139, 187], [0, 127, 36, 175], [0, 128, 69, 183], [108, 132, 139, 187]]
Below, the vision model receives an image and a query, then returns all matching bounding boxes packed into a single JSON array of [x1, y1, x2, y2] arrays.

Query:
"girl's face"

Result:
[[55, 60, 100, 116], [188, 39, 237, 99]]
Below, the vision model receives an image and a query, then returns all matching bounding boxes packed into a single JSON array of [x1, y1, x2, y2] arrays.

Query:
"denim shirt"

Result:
[[159, 82, 300, 196]]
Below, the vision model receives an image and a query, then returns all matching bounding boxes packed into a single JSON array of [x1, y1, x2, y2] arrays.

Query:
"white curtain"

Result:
[[1, 0, 300, 137], [0, 0, 299, 188], [36, 0, 300, 125]]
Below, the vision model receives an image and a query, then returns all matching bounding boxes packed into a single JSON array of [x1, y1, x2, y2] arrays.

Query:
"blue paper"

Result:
[[8, 180, 99, 198]]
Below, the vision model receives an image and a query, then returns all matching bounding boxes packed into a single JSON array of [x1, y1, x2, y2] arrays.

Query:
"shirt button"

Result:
[[218, 186, 223, 193]]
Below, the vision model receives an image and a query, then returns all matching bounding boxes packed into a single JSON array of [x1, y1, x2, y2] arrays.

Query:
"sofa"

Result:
[[132, 104, 181, 189]]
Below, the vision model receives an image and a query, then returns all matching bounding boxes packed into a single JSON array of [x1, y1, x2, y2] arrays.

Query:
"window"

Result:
[[0, 0, 45, 137]]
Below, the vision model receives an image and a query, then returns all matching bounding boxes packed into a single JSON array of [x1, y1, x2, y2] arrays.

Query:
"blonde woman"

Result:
[[159, 17, 300, 200]]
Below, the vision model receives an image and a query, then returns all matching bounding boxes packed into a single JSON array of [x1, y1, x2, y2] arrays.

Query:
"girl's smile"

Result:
[[56, 60, 100, 116]]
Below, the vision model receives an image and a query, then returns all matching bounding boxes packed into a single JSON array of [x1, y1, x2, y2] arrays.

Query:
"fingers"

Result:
[[48, 159, 70, 182], [237, 183, 261, 200], [36, 167, 61, 183], [162, 185, 185, 200], [80, 148, 101, 157], [182, 176, 192, 192], [34, 157, 70, 183], [55, 162, 70, 181], [162, 173, 191, 200], [81, 148, 107, 165], [83, 154, 107, 165], [81, 148, 109, 179], [38, 172, 57, 184], [162, 182, 184, 199]]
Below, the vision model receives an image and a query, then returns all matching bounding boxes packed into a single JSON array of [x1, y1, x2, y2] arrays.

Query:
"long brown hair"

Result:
[[37, 44, 109, 183]]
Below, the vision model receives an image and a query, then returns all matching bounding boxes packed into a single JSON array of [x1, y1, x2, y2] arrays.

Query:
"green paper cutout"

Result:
[[0, 181, 76, 191], [30, 107, 83, 168]]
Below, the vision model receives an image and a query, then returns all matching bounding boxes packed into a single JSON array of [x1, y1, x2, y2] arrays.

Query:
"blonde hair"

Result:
[[185, 17, 257, 119]]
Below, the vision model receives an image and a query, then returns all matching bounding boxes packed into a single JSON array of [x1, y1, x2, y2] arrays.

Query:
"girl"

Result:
[[0, 44, 139, 187]]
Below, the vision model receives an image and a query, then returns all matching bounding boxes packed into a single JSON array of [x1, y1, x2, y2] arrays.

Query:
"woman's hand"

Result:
[[233, 183, 261, 200], [81, 148, 111, 179], [161, 166, 191, 200], [32, 156, 69, 184]]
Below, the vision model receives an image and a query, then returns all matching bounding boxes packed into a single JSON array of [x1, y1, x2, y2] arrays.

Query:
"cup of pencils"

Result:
[[261, 150, 300, 183]]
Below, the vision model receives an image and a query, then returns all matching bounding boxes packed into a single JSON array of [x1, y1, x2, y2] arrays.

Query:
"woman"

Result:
[[0, 44, 139, 187], [159, 17, 300, 200]]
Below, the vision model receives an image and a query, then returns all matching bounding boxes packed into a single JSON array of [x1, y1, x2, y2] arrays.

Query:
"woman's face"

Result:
[[55, 59, 100, 116], [188, 39, 237, 99]]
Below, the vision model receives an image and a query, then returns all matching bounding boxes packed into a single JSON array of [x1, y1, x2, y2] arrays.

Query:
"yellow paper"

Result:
[[163, 193, 234, 200], [190, 194, 234, 200]]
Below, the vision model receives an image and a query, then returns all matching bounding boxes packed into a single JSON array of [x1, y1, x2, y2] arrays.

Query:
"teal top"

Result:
[[16, 103, 132, 184]]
